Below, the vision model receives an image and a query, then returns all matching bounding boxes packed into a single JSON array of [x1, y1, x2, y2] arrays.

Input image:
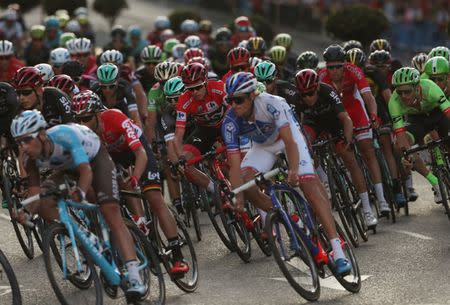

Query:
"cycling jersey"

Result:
[[0, 87, 19, 136], [36, 123, 100, 170], [221, 66, 255, 83], [160, 105, 177, 142], [0, 21, 23, 41], [0, 57, 24, 82], [274, 79, 300, 107], [364, 65, 391, 125], [83, 55, 97, 76], [23, 44, 50, 66], [41, 87, 73, 127], [176, 80, 228, 129], [135, 66, 158, 93], [389, 79, 450, 134], [147, 82, 166, 113], [208, 48, 229, 78], [120, 64, 139, 86], [91, 79, 138, 117]]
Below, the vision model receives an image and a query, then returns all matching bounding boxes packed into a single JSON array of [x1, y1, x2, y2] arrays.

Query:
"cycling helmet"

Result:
[[128, 25, 142, 38], [0, 82, 17, 108], [296, 51, 319, 70], [72, 90, 103, 115], [249, 56, 263, 68], [163, 38, 180, 54], [65, 39, 77, 55], [391, 67, 420, 87], [13, 67, 44, 89], [225, 72, 257, 97], [154, 16, 171, 30], [97, 63, 119, 84], [180, 19, 199, 33], [268, 46, 287, 65], [65, 20, 80, 33], [164, 76, 185, 97], [214, 27, 232, 43], [246, 36, 266, 56], [234, 16, 251, 30], [184, 47, 204, 63], [172, 43, 187, 60], [59, 32, 76, 47], [369, 38, 391, 53], [100, 49, 124, 65], [48, 74, 75, 95], [34, 64, 54, 82], [323, 45, 345, 62], [295, 69, 319, 92], [160, 29, 175, 42], [237, 40, 248, 49], [254, 61, 277, 82], [181, 63, 207, 87], [188, 56, 208, 69], [199, 20, 212, 34], [30, 25, 45, 40], [411, 53, 428, 73], [273, 33, 292, 50], [154, 62, 179, 81], [140, 45, 162, 64], [76, 14, 88, 26], [44, 15, 59, 29], [184, 35, 201, 49], [227, 47, 250, 67], [50, 48, 70, 66], [428, 46, 450, 62], [55, 9, 69, 17], [3, 9, 17, 21], [369, 50, 391, 66], [58, 14, 69, 28], [74, 7, 88, 17], [343, 40, 363, 52], [11, 110, 47, 138], [0, 40, 14, 56], [61, 61, 84, 78], [74, 38, 91, 54], [346, 48, 366, 68], [424, 56, 450, 76], [111, 25, 126, 39]]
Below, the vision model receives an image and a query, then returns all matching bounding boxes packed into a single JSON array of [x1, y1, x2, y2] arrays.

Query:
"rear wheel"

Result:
[[0, 248, 22, 305], [436, 168, 450, 220]]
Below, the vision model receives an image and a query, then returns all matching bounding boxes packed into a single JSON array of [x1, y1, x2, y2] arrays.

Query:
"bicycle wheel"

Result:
[[0, 248, 22, 305], [7, 196, 35, 259], [181, 181, 202, 242], [436, 168, 450, 220], [246, 202, 271, 256], [377, 149, 396, 223], [32, 216, 45, 252], [265, 211, 320, 301], [43, 223, 102, 305]]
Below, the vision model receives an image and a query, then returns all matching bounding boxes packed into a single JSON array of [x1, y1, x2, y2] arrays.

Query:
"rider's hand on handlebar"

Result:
[[287, 169, 299, 186], [370, 113, 381, 129], [401, 155, 415, 170]]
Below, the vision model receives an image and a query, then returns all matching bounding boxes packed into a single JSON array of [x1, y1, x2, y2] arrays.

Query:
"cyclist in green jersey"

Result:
[[389, 67, 450, 203], [422, 56, 449, 97]]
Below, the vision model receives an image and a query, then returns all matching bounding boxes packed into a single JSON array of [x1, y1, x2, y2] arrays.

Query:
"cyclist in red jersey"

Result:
[[231, 16, 255, 47], [221, 47, 254, 83], [72, 90, 189, 275], [319, 45, 390, 221], [0, 40, 24, 82], [172, 62, 229, 195], [74, 38, 97, 76]]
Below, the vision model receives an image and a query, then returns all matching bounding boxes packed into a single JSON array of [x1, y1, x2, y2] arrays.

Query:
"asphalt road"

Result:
[[1, 172, 450, 305]]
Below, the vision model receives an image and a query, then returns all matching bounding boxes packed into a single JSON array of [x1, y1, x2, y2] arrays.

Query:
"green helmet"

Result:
[[392, 67, 420, 87], [163, 38, 180, 55], [60, 32, 76, 47], [97, 63, 119, 84], [58, 14, 69, 28], [269, 46, 287, 65], [30, 25, 45, 40], [164, 76, 185, 97], [428, 46, 450, 62], [273, 33, 292, 49], [254, 61, 277, 82], [424, 56, 450, 76], [140, 45, 162, 64]]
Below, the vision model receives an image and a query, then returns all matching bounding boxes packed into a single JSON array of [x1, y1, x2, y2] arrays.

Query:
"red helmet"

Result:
[[12, 66, 44, 89], [295, 69, 319, 92], [183, 47, 204, 63], [48, 74, 75, 95], [175, 62, 184, 76], [188, 56, 208, 70], [181, 62, 207, 88], [234, 16, 251, 28], [71, 90, 103, 115], [227, 47, 250, 67]]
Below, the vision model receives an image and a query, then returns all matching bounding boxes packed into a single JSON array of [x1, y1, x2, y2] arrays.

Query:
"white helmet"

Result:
[[249, 56, 262, 68], [65, 39, 77, 55], [100, 49, 124, 65], [50, 48, 70, 66], [34, 63, 55, 82], [180, 19, 199, 33], [0, 40, 14, 56], [184, 35, 201, 49], [3, 9, 17, 21], [154, 16, 170, 30], [66, 20, 81, 33], [74, 7, 88, 17], [11, 110, 48, 138], [74, 38, 91, 54], [172, 43, 187, 60], [411, 53, 429, 74]]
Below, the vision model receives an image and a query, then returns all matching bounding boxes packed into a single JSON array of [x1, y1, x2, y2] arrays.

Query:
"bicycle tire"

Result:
[[376, 149, 396, 223], [7, 196, 35, 259], [436, 168, 450, 220], [246, 202, 271, 256], [186, 183, 202, 242], [43, 223, 102, 305], [265, 211, 320, 301], [0, 248, 22, 305]]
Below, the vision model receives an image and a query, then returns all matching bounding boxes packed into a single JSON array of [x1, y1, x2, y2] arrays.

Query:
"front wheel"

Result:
[[436, 168, 450, 220], [0, 248, 22, 305]]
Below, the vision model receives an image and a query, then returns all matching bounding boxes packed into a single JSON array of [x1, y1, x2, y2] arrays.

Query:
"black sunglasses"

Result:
[[17, 134, 37, 146], [0, 55, 12, 60], [100, 84, 117, 90], [16, 89, 34, 96], [300, 90, 316, 98], [430, 75, 447, 83], [327, 64, 344, 70], [396, 88, 413, 96], [226, 94, 249, 105], [187, 83, 205, 92], [74, 114, 94, 123]]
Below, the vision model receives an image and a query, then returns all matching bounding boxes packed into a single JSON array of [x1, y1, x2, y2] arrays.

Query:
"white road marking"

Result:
[[393, 230, 433, 240], [271, 275, 372, 291]]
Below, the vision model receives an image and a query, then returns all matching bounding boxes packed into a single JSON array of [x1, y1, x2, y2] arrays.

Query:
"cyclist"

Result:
[[273, 33, 297, 78], [231, 16, 255, 46], [411, 53, 428, 74], [0, 40, 24, 82], [0, 82, 19, 139], [389, 67, 450, 203], [369, 38, 402, 71], [222, 47, 252, 83], [209, 27, 233, 78], [127, 25, 148, 65], [135, 45, 163, 93], [103, 25, 134, 69], [49, 47, 70, 75], [319, 44, 390, 217], [268, 45, 294, 81], [48, 74, 79, 97], [296, 51, 319, 71], [423, 56, 449, 97], [222, 72, 352, 274], [0, 9, 24, 52], [177, 19, 199, 43], [61, 60, 94, 91], [74, 37, 96, 76], [24, 25, 50, 66], [428, 46, 450, 62], [91, 63, 142, 127], [368, 50, 393, 85], [246, 36, 267, 59], [147, 16, 171, 46], [11, 109, 147, 297], [183, 47, 204, 64], [43, 16, 62, 50], [343, 40, 363, 52]]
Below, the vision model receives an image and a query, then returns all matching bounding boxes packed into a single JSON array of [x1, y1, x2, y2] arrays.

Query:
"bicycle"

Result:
[[22, 180, 164, 305], [0, 247, 22, 305], [232, 167, 361, 301]]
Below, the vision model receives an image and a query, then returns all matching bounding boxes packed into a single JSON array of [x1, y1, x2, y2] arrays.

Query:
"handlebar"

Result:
[[311, 135, 343, 149], [231, 168, 282, 196], [186, 145, 227, 166], [21, 184, 68, 207]]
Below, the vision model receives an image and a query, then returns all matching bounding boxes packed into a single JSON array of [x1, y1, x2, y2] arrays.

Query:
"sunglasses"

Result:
[[300, 90, 316, 98], [396, 88, 413, 96], [74, 114, 94, 123], [16, 132, 38, 146], [187, 83, 205, 92], [231, 65, 249, 72], [226, 94, 249, 105], [430, 75, 448, 83], [0, 55, 12, 60], [327, 64, 344, 70], [100, 84, 117, 90], [17, 89, 34, 96]]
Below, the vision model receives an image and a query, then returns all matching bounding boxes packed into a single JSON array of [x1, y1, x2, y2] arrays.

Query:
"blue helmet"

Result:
[[225, 72, 257, 97]]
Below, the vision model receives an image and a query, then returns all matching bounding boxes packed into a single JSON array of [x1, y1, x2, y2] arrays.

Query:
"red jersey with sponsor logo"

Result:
[[176, 80, 229, 129], [318, 63, 371, 108], [83, 55, 97, 76], [0, 57, 24, 82], [99, 109, 142, 154], [221, 66, 255, 84]]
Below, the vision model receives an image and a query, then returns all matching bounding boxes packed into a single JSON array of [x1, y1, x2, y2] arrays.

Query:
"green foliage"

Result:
[[325, 5, 389, 46], [0, 0, 38, 13], [93, 0, 128, 27], [42, 0, 87, 15], [168, 9, 201, 34]]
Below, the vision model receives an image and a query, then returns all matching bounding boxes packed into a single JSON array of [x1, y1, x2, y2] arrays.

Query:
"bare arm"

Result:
[[132, 82, 149, 123], [131, 146, 148, 180], [337, 111, 353, 145], [361, 91, 378, 116], [144, 111, 157, 143]]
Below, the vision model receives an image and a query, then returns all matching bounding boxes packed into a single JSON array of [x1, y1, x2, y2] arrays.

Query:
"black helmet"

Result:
[[214, 27, 232, 43], [369, 50, 391, 66], [296, 51, 319, 70], [369, 38, 391, 53], [323, 44, 345, 62], [346, 48, 366, 68], [111, 25, 126, 39], [343, 40, 363, 52], [61, 60, 84, 78]]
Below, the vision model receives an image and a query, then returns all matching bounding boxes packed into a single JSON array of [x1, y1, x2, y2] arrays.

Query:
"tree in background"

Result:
[[0, 0, 38, 13], [93, 0, 128, 27], [42, 0, 87, 15]]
